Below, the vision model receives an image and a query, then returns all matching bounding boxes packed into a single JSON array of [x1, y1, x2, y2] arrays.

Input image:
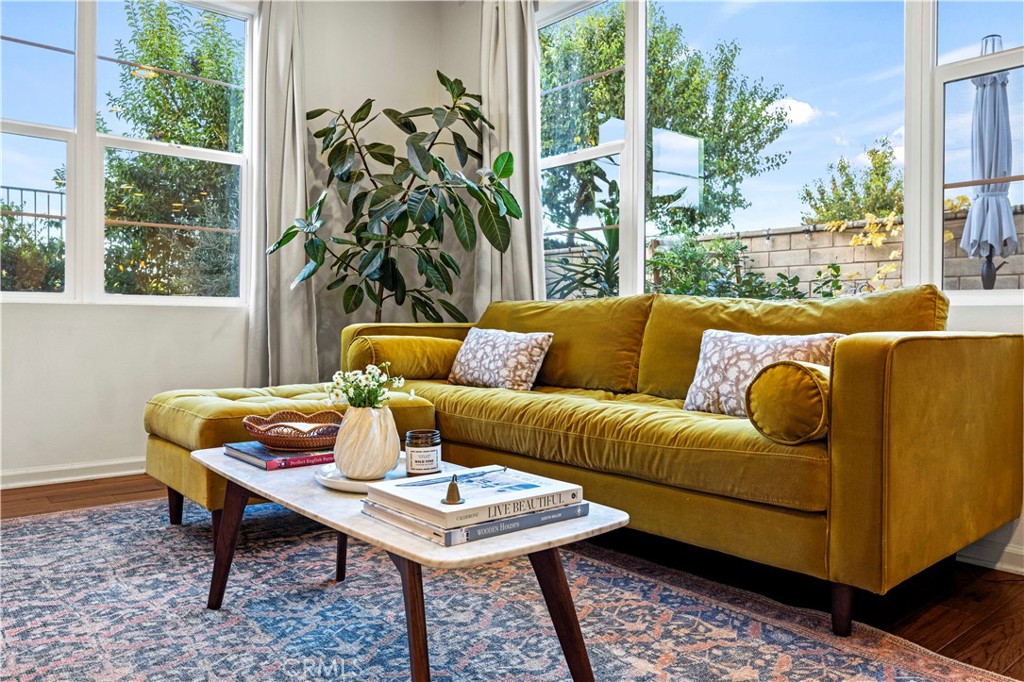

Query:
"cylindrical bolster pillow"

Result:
[[346, 335, 463, 380], [745, 361, 831, 445]]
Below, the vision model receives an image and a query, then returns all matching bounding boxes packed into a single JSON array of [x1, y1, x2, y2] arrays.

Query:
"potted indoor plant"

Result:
[[268, 71, 522, 323], [328, 363, 404, 480]]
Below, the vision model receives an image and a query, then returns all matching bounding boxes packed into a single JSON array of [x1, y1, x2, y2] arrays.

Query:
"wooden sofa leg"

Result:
[[167, 487, 184, 525], [831, 583, 854, 636]]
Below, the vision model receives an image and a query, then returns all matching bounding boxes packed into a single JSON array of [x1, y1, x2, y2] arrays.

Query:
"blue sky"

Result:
[[656, 0, 1023, 232], [2, 0, 1022, 234], [1, 0, 244, 192]]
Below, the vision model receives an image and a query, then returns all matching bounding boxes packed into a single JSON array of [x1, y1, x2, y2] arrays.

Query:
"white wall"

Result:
[[947, 297, 1024, 574], [1, 303, 247, 487], [300, 0, 484, 375]]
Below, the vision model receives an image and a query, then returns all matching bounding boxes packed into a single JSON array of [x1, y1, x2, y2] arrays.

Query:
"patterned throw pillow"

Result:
[[683, 329, 843, 417], [448, 327, 554, 391]]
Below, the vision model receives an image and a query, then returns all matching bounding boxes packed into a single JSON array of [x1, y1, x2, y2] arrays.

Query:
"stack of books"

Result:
[[362, 465, 589, 546], [224, 441, 334, 470]]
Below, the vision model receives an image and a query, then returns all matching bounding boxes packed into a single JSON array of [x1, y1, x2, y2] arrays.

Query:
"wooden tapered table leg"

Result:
[[529, 547, 595, 682], [388, 552, 430, 682], [206, 480, 248, 610], [336, 532, 348, 582]]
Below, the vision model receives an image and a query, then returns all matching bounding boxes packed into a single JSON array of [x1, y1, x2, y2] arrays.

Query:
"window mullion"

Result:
[[539, 140, 625, 170], [75, 0, 99, 302], [619, 0, 646, 297], [97, 134, 244, 167]]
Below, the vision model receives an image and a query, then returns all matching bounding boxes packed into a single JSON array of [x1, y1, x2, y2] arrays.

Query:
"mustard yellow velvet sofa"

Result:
[[341, 285, 1024, 635]]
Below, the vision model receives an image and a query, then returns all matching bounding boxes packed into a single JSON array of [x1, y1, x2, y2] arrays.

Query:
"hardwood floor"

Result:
[[2, 475, 1022, 678]]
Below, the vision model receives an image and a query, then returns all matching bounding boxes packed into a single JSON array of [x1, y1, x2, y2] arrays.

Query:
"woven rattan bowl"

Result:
[[242, 410, 344, 451]]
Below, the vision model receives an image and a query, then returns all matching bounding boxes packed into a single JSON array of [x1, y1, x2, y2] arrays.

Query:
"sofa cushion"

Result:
[[403, 380, 829, 512], [684, 330, 841, 417], [477, 295, 654, 393], [746, 361, 831, 445], [449, 327, 553, 390], [347, 335, 463, 380], [638, 284, 949, 400], [145, 385, 434, 452]]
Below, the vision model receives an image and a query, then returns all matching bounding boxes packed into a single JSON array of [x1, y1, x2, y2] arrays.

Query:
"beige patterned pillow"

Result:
[[684, 329, 843, 417], [448, 327, 554, 391]]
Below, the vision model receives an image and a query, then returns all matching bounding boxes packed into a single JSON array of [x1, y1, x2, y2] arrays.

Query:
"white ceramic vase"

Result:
[[334, 406, 400, 480]]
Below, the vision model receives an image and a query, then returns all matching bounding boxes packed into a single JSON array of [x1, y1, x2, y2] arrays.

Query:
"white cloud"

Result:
[[770, 98, 821, 127], [834, 135, 852, 147]]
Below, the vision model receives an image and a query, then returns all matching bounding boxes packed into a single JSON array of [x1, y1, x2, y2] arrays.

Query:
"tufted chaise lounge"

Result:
[[144, 385, 435, 534]]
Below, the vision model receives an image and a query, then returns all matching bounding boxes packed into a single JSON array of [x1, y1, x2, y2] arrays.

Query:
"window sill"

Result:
[[946, 290, 1024, 308], [0, 292, 247, 308]]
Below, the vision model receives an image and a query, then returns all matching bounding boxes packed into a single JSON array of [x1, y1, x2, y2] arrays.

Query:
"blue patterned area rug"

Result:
[[0, 500, 1009, 682]]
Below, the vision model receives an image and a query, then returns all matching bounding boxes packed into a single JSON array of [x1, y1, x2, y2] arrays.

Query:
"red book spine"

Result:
[[265, 453, 335, 471]]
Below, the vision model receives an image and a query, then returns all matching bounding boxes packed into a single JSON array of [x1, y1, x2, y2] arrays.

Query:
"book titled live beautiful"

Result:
[[363, 499, 590, 546], [365, 465, 583, 529], [223, 441, 334, 471]]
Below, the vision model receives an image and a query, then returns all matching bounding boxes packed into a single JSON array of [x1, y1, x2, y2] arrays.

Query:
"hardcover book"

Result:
[[224, 441, 334, 471], [363, 499, 590, 546], [365, 465, 583, 528]]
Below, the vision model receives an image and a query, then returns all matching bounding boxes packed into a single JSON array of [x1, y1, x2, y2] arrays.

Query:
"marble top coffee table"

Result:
[[191, 447, 629, 682]]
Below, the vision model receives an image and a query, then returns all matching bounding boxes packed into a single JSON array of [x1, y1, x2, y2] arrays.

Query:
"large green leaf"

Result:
[[382, 108, 416, 134], [417, 252, 447, 291], [266, 226, 298, 254], [452, 200, 476, 251], [359, 248, 384, 277], [351, 98, 374, 123], [408, 189, 436, 225], [391, 211, 409, 238], [307, 108, 331, 120], [433, 107, 458, 129], [492, 151, 514, 179], [326, 275, 347, 290], [439, 251, 462, 277], [291, 260, 319, 289], [343, 284, 364, 313], [452, 131, 470, 167], [337, 172, 364, 204], [438, 299, 468, 322], [365, 142, 396, 166], [407, 138, 434, 179], [495, 185, 522, 219], [477, 201, 511, 252], [393, 269, 407, 306], [369, 184, 403, 208], [304, 237, 326, 266], [403, 107, 434, 117]]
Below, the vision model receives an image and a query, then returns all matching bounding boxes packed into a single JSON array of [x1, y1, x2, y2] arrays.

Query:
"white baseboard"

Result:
[[0, 456, 147, 489], [957, 539, 1024, 575]]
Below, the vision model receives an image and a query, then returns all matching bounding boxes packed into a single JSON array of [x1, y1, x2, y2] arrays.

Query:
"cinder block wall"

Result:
[[724, 207, 1024, 295]]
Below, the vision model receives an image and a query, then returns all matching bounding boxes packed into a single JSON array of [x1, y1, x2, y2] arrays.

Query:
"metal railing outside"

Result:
[[0, 185, 66, 243]]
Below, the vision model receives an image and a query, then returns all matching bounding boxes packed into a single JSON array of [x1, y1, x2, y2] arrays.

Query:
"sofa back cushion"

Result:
[[637, 284, 949, 400], [478, 295, 655, 392]]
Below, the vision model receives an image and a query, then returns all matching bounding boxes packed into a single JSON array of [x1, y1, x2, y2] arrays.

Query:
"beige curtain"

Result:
[[246, 1, 320, 387], [476, 0, 545, 316]]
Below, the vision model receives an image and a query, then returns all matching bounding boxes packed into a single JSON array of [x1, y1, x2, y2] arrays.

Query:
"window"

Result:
[[539, 1, 626, 299], [0, 0, 251, 302], [538, 1, 906, 300], [932, 4, 1023, 293]]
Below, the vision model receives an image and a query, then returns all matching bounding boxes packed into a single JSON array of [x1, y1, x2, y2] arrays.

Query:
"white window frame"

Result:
[[537, 0, 646, 298], [0, 0, 256, 307], [541, 0, 1023, 304]]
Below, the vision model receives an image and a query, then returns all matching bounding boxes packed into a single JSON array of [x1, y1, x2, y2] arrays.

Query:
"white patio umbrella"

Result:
[[960, 35, 1017, 288]]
